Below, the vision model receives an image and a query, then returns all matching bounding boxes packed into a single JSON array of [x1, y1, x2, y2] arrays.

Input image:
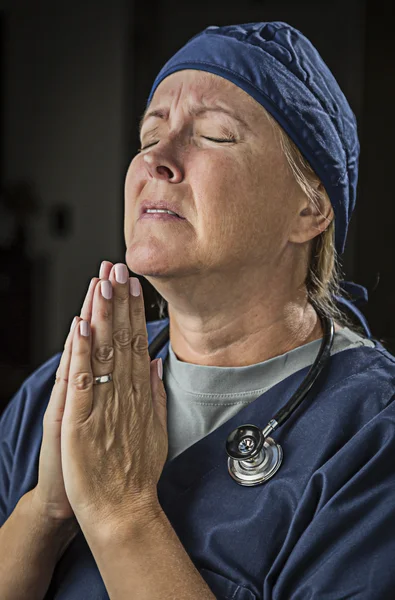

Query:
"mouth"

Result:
[[139, 201, 186, 220], [138, 212, 186, 222]]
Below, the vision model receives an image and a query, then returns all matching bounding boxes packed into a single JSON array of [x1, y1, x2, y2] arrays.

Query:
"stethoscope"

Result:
[[148, 310, 334, 487]]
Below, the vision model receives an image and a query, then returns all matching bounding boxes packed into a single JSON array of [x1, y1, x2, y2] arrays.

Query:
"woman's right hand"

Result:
[[31, 261, 114, 523]]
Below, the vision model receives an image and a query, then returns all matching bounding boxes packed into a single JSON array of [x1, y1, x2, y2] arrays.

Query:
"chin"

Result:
[[125, 245, 175, 278]]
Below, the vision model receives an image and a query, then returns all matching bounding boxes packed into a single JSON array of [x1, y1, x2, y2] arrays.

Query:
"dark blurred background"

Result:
[[0, 0, 393, 415]]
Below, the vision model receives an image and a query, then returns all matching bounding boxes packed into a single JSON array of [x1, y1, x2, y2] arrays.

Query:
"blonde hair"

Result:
[[156, 111, 363, 333]]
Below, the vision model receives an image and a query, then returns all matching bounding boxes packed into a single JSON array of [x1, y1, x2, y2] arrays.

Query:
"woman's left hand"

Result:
[[61, 262, 168, 534]]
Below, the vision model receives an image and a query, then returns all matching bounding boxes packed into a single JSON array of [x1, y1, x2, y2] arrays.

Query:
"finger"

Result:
[[150, 358, 167, 434], [45, 316, 83, 425], [109, 263, 132, 384], [128, 276, 151, 393], [80, 277, 100, 322], [99, 260, 113, 280], [90, 279, 114, 380], [80, 262, 114, 322], [64, 318, 94, 425]]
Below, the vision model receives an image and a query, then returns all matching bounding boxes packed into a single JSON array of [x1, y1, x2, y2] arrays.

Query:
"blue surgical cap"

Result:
[[146, 22, 359, 257]]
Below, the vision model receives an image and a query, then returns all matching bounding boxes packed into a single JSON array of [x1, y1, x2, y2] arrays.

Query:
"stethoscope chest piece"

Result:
[[147, 309, 334, 488], [226, 424, 283, 486]]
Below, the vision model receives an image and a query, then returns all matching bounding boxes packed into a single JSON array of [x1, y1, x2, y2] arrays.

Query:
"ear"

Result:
[[288, 183, 334, 244]]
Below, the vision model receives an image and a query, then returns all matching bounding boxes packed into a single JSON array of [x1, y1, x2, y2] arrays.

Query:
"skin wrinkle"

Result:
[[124, 70, 337, 368], [139, 106, 251, 137]]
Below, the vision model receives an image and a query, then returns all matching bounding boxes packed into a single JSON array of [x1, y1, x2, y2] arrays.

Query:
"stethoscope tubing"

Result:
[[147, 311, 335, 431], [147, 309, 335, 486], [272, 310, 335, 430]]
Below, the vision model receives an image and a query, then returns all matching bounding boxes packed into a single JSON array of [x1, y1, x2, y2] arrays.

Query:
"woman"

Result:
[[0, 21, 394, 600]]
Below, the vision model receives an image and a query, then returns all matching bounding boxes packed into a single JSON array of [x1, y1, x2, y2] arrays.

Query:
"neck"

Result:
[[166, 295, 339, 368], [147, 256, 341, 368]]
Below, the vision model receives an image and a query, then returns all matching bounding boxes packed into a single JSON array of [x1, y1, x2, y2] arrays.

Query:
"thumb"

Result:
[[150, 358, 167, 431]]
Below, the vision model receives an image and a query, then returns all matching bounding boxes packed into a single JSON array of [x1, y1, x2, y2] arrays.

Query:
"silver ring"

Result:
[[93, 373, 113, 385]]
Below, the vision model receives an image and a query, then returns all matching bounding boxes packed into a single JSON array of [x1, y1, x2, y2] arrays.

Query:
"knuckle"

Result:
[[55, 373, 69, 386], [132, 301, 145, 316], [94, 344, 114, 363], [114, 293, 129, 307], [55, 369, 69, 386], [132, 333, 149, 353], [113, 327, 133, 347], [132, 378, 147, 394], [96, 306, 112, 322], [71, 371, 94, 391]]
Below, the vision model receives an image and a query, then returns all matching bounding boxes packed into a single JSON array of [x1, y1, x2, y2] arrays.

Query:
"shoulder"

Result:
[[322, 338, 395, 402], [276, 339, 395, 479], [300, 339, 395, 491]]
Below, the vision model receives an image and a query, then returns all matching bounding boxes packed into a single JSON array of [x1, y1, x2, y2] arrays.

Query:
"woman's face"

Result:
[[124, 70, 305, 282]]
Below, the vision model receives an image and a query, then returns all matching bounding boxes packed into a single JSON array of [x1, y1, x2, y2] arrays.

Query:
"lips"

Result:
[[139, 199, 185, 219], [139, 212, 184, 222]]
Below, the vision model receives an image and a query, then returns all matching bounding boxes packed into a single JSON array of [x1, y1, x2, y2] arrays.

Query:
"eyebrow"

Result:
[[138, 105, 250, 135]]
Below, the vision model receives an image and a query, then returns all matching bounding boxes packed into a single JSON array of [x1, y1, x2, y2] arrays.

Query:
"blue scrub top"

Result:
[[1, 318, 395, 599]]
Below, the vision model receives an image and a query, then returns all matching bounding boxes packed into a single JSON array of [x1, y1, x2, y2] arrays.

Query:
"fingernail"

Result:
[[80, 321, 90, 336], [70, 317, 77, 332], [99, 261, 106, 279], [157, 358, 163, 380], [115, 263, 128, 284], [101, 280, 113, 300], [130, 277, 141, 297]]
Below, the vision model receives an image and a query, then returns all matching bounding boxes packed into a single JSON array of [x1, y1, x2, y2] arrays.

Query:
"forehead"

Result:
[[150, 69, 258, 114]]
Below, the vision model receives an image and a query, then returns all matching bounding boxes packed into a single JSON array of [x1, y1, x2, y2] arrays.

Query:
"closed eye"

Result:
[[139, 136, 236, 151], [202, 136, 237, 143], [139, 141, 159, 151]]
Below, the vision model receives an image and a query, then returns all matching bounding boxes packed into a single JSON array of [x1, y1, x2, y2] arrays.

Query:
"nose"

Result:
[[143, 149, 183, 183]]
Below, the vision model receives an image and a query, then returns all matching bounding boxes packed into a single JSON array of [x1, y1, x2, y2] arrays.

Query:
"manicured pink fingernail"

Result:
[[115, 263, 128, 284], [80, 321, 90, 336], [157, 358, 163, 380], [101, 280, 113, 300], [130, 277, 141, 297], [70, 317, 77, 332], [99, 261, 106, 279]]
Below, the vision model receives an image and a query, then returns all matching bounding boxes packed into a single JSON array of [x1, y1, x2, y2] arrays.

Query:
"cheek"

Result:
[[186, 153, 260, 259], [188, 151, 244, 216], [242, 149, 297, 239], [188, 151, 258, 224], [189, 149, 295, 253]]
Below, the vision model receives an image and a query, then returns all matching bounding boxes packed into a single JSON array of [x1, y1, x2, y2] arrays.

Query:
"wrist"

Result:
[[25, 489, 80, 535], [27, 489, 80, 560], [82, 496, 163, 546]]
